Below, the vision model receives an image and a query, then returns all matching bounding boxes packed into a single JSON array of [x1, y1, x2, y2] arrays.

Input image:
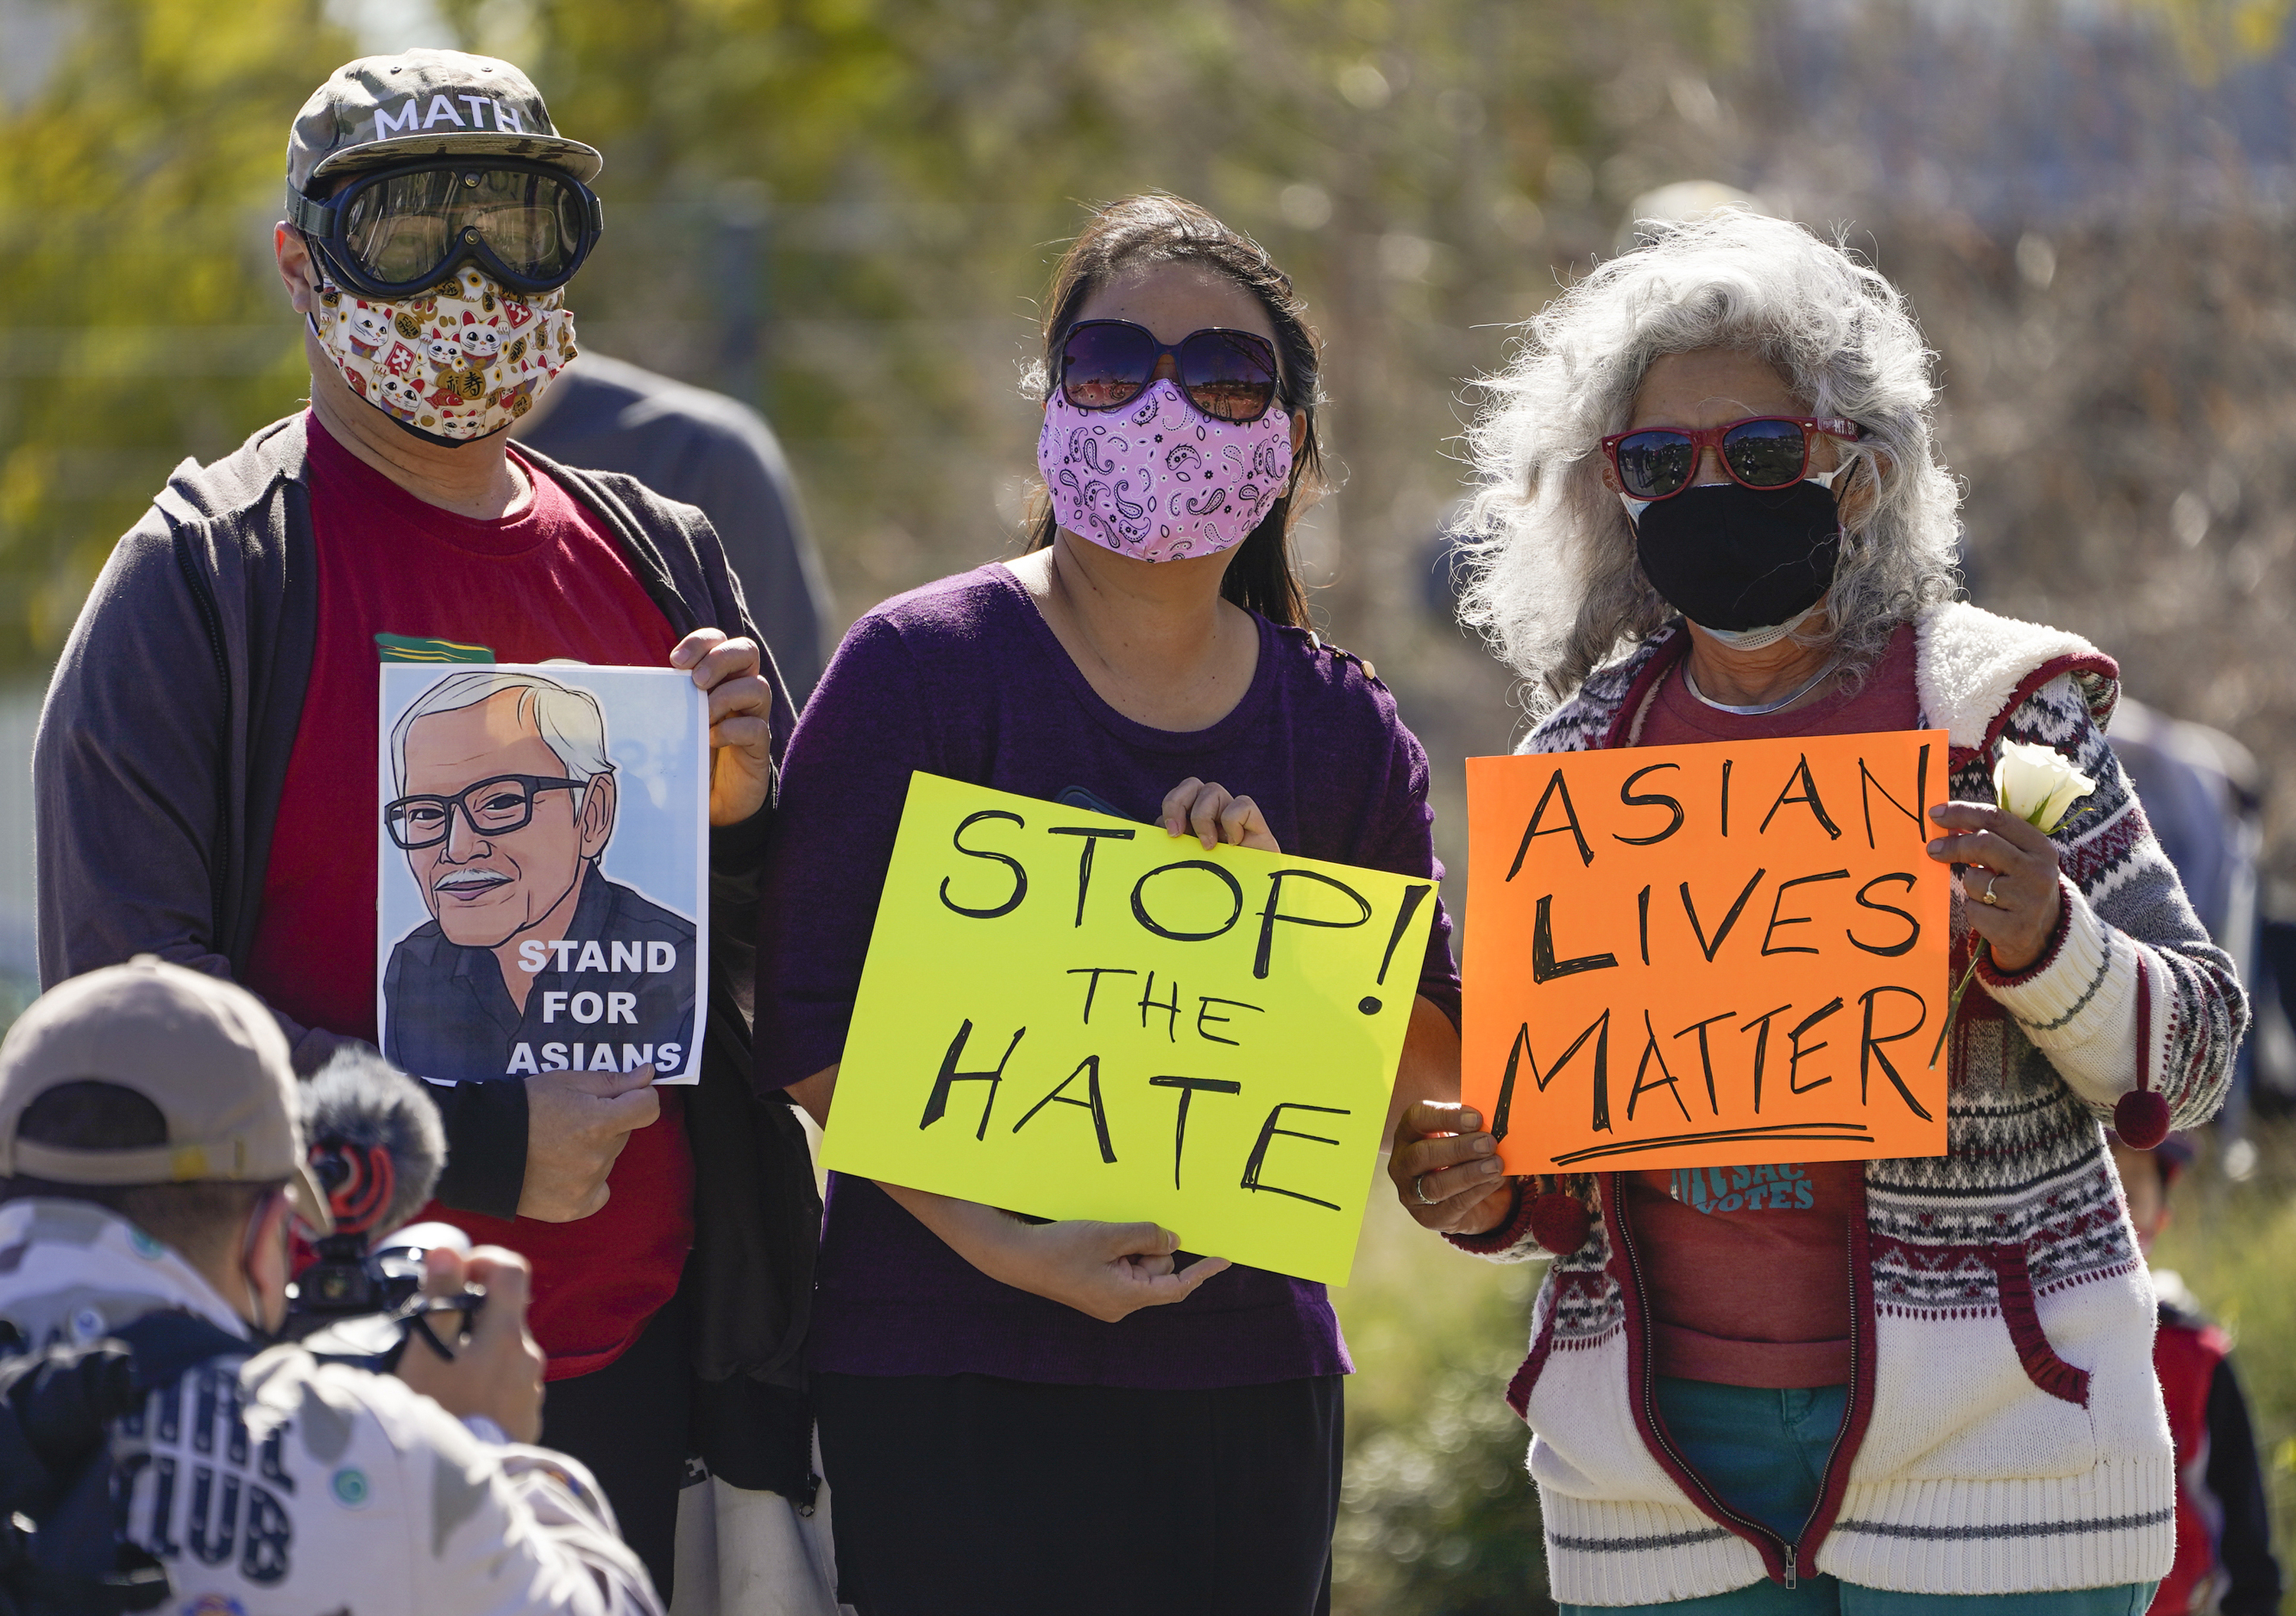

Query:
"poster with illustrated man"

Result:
[[377, 663, 709, 1085]]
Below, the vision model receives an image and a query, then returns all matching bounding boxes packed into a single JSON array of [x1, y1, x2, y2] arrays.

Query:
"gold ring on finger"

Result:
[[1981, 872, 2003, 906]]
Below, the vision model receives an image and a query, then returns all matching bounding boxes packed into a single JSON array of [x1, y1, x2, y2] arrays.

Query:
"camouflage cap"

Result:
[[288, 48, 602, 193], [0, 956, 334, 1234]]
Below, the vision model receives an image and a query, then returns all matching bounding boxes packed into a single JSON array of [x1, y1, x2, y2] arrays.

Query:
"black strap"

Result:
[[283, 184, 331, 235], [3, 1555, 172, 1616]]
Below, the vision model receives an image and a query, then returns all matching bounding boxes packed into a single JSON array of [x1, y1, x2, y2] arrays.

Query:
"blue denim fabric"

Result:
[[1557, 1377, 2157, 1616]]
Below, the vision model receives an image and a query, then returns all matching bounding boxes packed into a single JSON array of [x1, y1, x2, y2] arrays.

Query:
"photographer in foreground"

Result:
[[0, 956, 660, 1615]]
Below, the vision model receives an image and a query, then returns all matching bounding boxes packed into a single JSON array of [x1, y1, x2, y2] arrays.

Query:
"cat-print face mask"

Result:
[[1037, 379, 1294, 562], [308, 263, 575, 445]]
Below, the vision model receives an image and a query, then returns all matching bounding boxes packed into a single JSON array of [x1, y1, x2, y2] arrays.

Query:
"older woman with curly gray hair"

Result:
[[1391, 211, 2245, 1616]]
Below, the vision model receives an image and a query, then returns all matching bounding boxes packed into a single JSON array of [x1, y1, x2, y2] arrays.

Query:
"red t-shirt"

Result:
[[244, 413, 695, 1379], [1625, 624, 1921, 1388]]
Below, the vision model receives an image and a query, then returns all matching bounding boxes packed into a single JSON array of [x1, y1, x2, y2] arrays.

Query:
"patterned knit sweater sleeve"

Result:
[[1970, 671, 2246, 1128]]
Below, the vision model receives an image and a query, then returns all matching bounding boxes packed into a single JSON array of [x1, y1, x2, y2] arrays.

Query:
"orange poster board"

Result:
[[1463, 730, 1952, 1175]]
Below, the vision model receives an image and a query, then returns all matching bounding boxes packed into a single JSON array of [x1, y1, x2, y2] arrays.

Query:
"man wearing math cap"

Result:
[[33, 48, 823, 1598], [0, 956, 660, 1614]]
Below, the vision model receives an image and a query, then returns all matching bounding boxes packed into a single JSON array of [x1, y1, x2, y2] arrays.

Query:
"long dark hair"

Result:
[[1027, 193, 1323, 629]]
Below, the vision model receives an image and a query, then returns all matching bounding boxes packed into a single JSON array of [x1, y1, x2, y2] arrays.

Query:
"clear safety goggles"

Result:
[[287, 158, 603, 298]]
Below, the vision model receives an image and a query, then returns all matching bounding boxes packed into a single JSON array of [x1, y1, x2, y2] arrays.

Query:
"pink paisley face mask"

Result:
[[1037, 379, 1294, 562]]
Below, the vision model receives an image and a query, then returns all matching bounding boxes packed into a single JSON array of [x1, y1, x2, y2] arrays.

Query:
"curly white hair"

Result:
[[1458, 209, 1962, 712]]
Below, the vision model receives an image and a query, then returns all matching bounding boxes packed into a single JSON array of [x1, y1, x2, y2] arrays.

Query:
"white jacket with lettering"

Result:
[[0, 1198, 660, 1616]]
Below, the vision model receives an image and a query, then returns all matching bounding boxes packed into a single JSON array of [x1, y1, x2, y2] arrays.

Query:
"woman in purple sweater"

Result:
[[754, 194, 1463, 1614]]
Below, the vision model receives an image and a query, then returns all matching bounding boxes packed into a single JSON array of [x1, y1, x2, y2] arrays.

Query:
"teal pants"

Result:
[[1559, 1378, 2157, 1616]]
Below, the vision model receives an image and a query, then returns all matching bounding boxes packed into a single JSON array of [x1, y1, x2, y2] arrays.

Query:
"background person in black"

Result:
[[382, 668, 698, 1084], [517, 353, 837, 705]]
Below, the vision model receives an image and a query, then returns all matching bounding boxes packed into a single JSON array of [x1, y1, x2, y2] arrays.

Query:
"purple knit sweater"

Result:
[[755, 564, 1459, 1387]]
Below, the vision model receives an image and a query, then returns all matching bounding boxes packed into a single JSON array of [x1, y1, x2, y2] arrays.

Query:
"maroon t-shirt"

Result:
[[243, 413, 694, 1380], [1625, 623, 1920, 1388]]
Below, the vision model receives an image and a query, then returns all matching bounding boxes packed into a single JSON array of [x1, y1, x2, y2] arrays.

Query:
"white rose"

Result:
[[1992, 739, 2097, 833]]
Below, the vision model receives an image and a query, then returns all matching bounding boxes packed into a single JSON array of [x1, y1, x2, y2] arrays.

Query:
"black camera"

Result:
[[288, 1222, 484, 1371], [290, 1223, 426, 1321]]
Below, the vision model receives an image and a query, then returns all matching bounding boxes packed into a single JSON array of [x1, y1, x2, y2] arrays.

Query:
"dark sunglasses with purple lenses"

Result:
[[1058, 320, 1283, 424]]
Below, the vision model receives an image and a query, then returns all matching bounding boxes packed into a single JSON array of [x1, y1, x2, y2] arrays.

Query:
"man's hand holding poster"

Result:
[[377, 663, 710, 1086], [1463, 731, 1952, 1174], [823, 774, 1439, 1285]]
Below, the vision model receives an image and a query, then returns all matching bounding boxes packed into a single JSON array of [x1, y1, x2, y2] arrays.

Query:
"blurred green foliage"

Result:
[[0, 0, 1733, 669], [1333, 1194, 1554, 1614], [2125, 0, 2296, 76], [2149, 1131, 2296, 1595], [0, 0, 350, 660]]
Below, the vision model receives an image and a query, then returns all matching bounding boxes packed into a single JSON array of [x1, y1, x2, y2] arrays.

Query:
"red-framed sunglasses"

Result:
[[1601, 415, 1861, 502], [1057, 319, 1283, 424]]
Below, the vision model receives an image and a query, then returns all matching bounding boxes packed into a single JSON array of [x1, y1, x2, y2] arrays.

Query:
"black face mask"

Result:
[[1631, 478, 1843, 634]]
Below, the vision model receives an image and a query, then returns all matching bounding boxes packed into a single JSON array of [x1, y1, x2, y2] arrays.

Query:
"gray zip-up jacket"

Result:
[[32, 414, 822, 1495]]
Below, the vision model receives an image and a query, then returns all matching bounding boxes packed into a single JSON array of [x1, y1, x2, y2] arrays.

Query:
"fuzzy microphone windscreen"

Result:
[[300, 1048, 447, 1240]]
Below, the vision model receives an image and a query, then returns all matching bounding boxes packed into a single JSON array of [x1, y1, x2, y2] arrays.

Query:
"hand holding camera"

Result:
[[280, 1055, 549, 1442], [390, 1243, 547, 1443]]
